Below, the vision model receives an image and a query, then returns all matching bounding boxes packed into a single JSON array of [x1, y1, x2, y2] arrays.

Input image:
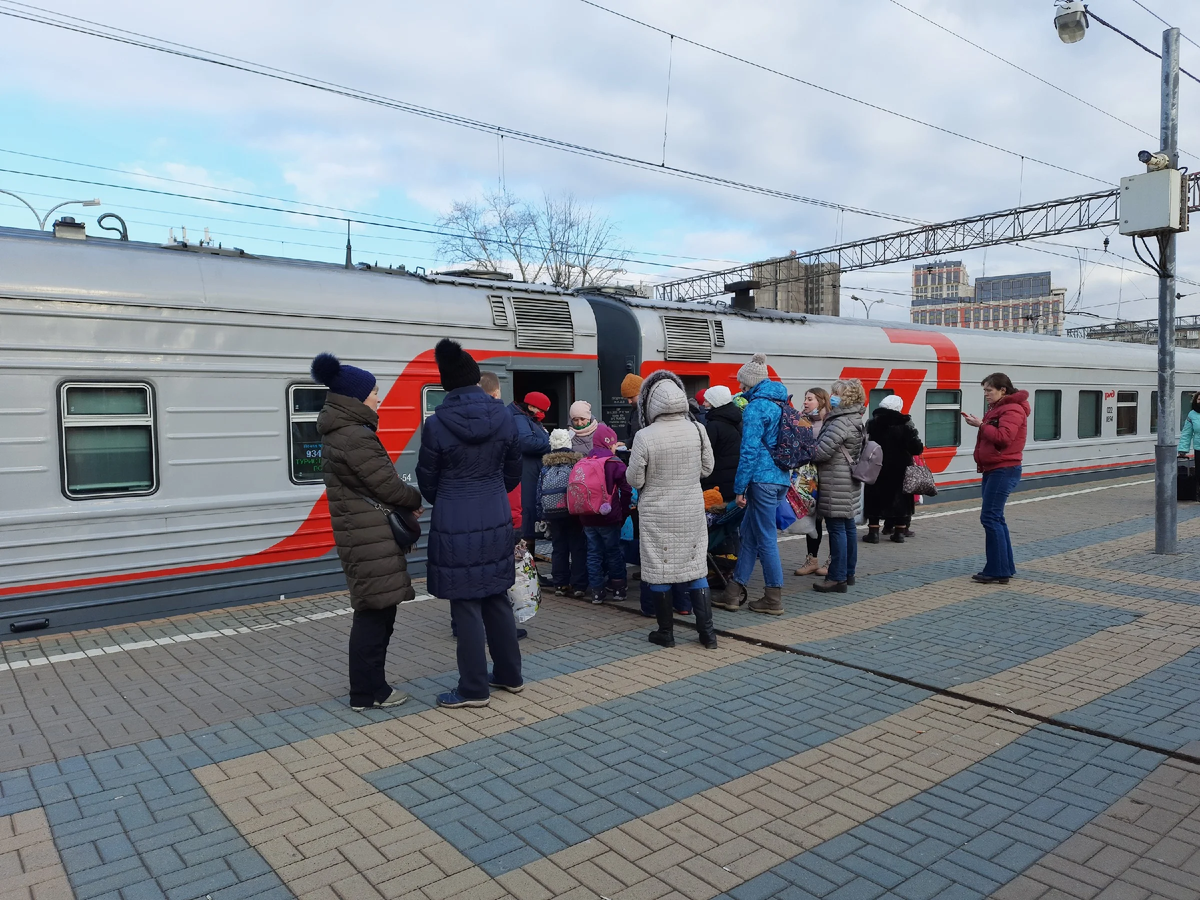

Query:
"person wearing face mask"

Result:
[[569, 400, 600, 453], [508, 391, 552, 548], [311, 353, 424, 712], [794, 388, 832, 578]]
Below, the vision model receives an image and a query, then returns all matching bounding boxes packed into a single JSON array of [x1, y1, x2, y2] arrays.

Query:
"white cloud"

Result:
[[2, 0, 1199, 314]]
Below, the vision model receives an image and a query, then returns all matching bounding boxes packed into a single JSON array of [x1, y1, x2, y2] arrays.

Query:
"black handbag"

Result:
[[357, 491, 421, 552]]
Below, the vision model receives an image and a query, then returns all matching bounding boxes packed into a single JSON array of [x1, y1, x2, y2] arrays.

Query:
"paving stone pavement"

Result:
[[3, 474, 1200, 898]]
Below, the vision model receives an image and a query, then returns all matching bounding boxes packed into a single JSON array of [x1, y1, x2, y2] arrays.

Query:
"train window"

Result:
[[868, 389, 894, 415], [288, 385, 328, 483], [924, 389, 961, 448], [59, 383, 157, 499], [1034, 390, 1061, 441], [1078, 391, 1102, 438], [1116, 391, 1138, 435], [1149, 391, 1196, 434], [422, 386, 447, 420]]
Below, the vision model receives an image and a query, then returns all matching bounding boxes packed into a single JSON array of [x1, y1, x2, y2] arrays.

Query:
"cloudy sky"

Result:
[[2, 0, 1199, 325]]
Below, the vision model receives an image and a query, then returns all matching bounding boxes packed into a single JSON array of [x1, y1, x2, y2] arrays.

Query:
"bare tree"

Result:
[[533, 193, 627, 290], [437, 190, 626, 288]]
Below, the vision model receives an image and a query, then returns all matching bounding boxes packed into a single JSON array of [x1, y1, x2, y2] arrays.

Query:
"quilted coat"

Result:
[[701, 402, 742, 501], [863, 407, 924, 521], [733, 379, 791, 496], [973, 390, 1030, 473], [317, 392, 424, 611], [508, 402, 551, 537], [417, 387, 523, 599], [810, 404, 866, 520], [627, 371, 714, 585]]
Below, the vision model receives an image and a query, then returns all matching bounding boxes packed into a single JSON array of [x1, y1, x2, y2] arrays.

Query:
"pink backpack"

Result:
[[566, 456, 616, 516]]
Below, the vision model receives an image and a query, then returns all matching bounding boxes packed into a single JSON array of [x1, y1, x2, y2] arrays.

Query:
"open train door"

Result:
[[582, 292, 643, 443]]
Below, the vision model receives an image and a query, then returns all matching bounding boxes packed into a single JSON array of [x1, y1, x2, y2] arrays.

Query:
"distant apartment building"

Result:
[[912, 260, 970, 305], [909, 264, 1065, 336], [750, 255, 840, 317]]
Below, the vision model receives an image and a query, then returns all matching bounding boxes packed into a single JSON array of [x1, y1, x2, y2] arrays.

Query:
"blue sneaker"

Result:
[[436, 690, 489, 709]]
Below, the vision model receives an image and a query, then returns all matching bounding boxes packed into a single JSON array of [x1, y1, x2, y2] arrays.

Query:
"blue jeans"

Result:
[[584, 525, 625, 590], [639, 582, 693, 615], [981, 466, 1021, 577], [732, 482, 789, 588], [550, 517, 587, 589], [825, 517, 858, 583]]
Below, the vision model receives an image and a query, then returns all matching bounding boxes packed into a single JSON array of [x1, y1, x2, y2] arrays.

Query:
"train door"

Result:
[[512, 370, 574, 429], [582, 294, 643, 442]]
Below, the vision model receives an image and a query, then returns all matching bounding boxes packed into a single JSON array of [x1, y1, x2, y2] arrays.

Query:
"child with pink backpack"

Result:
[[567, 423, 632, 604]]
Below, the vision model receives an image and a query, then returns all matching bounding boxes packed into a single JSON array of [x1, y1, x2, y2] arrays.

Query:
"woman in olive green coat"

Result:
[[312, 353, 422, 711]]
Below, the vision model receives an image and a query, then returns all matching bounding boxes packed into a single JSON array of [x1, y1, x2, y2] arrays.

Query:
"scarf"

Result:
[[571, 418, 598, 453]]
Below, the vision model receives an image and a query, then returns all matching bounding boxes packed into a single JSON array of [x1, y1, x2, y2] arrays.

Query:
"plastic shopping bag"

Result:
[[508, 544, 541, 623], [787, 514, 818, 538], [775, 498, 797, 532]]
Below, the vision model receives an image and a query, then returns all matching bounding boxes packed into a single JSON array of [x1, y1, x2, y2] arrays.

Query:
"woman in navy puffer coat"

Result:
[[417, 339, 523, 708]]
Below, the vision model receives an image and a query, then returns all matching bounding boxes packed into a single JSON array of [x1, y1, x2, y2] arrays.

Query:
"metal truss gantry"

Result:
[[655, 173, 1200, 303]]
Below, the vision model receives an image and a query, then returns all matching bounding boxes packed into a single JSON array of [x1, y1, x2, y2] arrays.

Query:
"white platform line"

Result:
[[0, 594, 434, 673], [777, 478, 1154, 541]]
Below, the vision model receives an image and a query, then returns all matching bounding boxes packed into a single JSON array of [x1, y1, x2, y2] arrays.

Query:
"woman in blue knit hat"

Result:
[[311, 352, 423, 712]]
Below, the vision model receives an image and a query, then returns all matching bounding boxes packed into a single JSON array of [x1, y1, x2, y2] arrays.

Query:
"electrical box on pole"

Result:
[[1119, 169, 1188, 236]]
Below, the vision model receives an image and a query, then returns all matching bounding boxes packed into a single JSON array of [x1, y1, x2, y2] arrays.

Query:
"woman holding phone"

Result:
[[962, 373, 1030, 585]]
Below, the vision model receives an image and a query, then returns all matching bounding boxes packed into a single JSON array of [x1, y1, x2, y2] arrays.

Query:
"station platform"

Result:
[[3, 473, 1200, 900]]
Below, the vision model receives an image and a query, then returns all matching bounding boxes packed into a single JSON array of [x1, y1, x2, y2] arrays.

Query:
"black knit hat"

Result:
[[310, 353, 376, 402], [435, 338, 481, 391]]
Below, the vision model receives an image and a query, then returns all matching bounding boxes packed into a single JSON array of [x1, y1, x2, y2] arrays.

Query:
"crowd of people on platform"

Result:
[[309, 343, 1030, 712]]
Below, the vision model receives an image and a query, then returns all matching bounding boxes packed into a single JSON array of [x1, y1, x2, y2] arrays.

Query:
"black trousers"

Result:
[[451, 593, 522, 699], [348, 605, 397, 707], [806, 517, 824, 556]]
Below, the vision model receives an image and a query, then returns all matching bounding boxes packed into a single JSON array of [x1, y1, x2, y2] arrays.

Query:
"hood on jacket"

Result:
[[317, 391, 377, 435], [643, 374, 689, 423], [637, 370, 692, 426], [436, 386, 513, 445], [542, 450, 583, 467], [745, 379, 789, 404], [870, 407, 910, 428], [707, 402, 742, 427], [989, 390, 1031, 416]]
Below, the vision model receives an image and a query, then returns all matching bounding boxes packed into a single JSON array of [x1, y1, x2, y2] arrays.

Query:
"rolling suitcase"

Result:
[[1178, 461, 1197, 502]]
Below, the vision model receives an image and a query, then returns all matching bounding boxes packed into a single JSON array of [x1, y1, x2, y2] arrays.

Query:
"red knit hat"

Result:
[[523, 391, 552, 412], [695, 388, 708, 406]]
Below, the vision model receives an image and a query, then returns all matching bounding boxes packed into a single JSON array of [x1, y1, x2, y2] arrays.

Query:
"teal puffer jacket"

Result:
[[733, 379, 791, 496], [1180, 409, 1200, 454]]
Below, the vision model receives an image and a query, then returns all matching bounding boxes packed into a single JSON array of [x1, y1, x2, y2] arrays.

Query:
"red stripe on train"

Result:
[[0, 349, 593, 599]]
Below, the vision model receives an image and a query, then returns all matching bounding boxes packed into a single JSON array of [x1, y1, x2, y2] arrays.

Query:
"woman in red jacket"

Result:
[[963, 373, 1030, 585]]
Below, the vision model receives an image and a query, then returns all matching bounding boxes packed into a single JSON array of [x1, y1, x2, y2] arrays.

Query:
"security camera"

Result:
[[1139, 150, 1172, 171]]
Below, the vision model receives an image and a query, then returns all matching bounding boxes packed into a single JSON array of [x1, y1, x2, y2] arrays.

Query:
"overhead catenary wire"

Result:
[[1127, 0, 1200, 51], [887, 0, 1196, 160], [0, 165, 721, 275], [574, 0, 1112, 187], [0, 2, 927, 228]]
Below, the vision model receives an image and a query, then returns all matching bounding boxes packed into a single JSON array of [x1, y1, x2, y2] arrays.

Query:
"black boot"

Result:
[[863, 527, 880, 544], [690, 588, 717, 649], [648, 591, 675, 647]]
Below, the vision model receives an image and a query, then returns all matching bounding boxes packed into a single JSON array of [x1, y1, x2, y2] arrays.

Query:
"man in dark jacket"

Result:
[[508, 392, 551, 546], [311, 353, 424, 712], [700, 385, 742, 501], [417, 339, 524, 708], [863, 394, 924, 543]]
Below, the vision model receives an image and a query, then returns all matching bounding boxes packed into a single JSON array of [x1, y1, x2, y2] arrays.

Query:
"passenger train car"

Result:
[[2, 225, 1193, 636]]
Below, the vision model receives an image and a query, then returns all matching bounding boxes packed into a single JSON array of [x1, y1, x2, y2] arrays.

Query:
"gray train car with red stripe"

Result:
[[1, 226, 1193, 636]]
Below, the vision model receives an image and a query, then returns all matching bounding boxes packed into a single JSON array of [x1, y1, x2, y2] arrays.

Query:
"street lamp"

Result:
[[851, 294, 883, 318], [1056, 4, 1181, 554], [0, 190, 101, 230]]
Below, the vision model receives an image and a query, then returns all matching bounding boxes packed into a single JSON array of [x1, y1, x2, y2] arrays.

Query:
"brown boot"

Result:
[[714, 581, 747, 611], [815, 558, 829, 577], [794, 554, 820, 576], [749, 586, 784, 615]]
